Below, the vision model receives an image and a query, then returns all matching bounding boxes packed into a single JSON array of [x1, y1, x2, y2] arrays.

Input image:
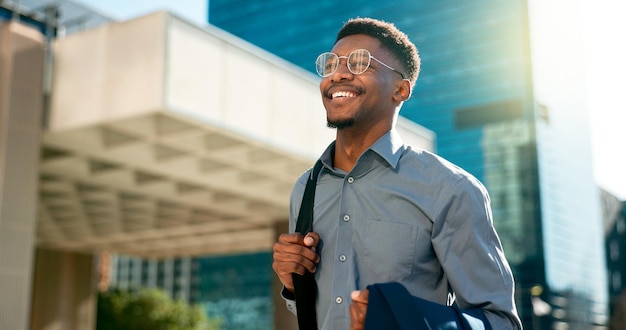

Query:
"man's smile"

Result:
[[331, 91, 358, 99], [325, 86, 364, 100]]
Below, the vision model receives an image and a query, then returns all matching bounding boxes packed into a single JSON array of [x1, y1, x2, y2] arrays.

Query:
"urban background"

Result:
[[1, 0, 625, 329]]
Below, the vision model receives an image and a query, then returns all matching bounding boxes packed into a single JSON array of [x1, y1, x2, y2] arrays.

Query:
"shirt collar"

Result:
[[369, 129, 405, 170], [319, 129, 405, 171]]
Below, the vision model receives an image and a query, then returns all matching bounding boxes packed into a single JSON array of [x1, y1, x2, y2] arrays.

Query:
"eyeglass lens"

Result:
[[316, 49, 372, 77]]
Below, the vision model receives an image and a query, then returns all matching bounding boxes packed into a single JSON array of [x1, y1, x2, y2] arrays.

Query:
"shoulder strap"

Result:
[[293, 160, 323, 330], [295, 160, 323, 234]]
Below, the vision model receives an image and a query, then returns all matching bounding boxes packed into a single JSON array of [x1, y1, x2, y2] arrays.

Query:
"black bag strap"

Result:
[[293, 160, 323, 330]]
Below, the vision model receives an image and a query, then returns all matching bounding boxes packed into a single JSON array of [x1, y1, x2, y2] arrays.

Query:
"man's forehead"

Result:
[[332, 34, 382, 54]]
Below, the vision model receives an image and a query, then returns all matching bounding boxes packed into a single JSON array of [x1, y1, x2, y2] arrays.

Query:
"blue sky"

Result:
[[76, 0, 626, 200], [77, 0, 207, 25]]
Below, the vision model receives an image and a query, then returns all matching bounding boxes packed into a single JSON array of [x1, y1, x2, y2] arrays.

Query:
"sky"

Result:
[[76, 0, 626, 201], [77, 0, 208, 25]]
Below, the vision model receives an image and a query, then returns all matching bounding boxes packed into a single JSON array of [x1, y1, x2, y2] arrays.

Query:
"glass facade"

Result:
[[209, 0, 533, 182], [209, 0, 608, 328], [605, 202, 626, 326], [111, 252, 274, 329], [195, 252, 274, 329]]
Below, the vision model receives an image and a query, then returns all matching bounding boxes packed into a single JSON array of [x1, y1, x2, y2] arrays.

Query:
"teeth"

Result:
[[332, 91, 357, 99]]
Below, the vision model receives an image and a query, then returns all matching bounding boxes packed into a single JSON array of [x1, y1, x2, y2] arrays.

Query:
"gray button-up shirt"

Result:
[[285, 130, 522, 329]]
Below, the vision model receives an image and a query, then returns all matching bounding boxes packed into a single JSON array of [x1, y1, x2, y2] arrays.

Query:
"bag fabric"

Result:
[[364, 282, 493, 330], [292, 160, 323, 330]]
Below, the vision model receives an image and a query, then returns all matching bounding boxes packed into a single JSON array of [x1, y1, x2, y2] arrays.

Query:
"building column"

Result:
[[0, 21, 45, 330], [29, 248, 97, 330], [273, 220, 298, 330]]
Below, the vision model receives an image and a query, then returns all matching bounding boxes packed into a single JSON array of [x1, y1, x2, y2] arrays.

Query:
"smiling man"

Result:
[[272, 18, 522, 330]]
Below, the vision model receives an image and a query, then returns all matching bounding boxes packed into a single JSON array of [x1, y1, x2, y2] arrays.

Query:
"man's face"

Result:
[[319, 34, 403, 130]]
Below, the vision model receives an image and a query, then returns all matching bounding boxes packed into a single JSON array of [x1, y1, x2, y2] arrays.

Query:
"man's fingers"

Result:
[[279, 232, 320, 248], [272, 253, 318, 274], [273, 239, 320, 265], [303, 232, 320, 247], [272, 254, 315, 293], [275, 233, 320, 265], [277, 232, 303, 244], [272, 232, 321, 288], [351, 289, 369, 304], [350, 289, 369, 330]]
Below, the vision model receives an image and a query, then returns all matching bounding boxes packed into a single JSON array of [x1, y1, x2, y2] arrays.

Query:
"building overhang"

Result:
[[39, 12, 434, 258]]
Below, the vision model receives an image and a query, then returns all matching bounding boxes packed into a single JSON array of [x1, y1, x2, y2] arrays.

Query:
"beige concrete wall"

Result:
[[30, 249, 96, 330], [49, 13, 168, 130], [50, 12, 434, 162], [165, 17, 333, 159], [49, 11, 334, 160], [273, 220, 298, 330], [397, 116, 435, 152], [0, 21, 45, 330]]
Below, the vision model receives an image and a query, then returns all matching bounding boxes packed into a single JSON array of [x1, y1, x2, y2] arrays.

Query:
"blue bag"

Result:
[[365, 282, 493, 330]]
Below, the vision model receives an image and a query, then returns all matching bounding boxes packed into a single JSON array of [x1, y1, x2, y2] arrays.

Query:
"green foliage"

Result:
[[97, 288, 222, 330]]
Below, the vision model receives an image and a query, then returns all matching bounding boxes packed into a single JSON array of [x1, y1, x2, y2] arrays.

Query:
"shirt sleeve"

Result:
[[283, 172, 309, 316], [431, 175, 523, 330], [280, 286, 298, 315]]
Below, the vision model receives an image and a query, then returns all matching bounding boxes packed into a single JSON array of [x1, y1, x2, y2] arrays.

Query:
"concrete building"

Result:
[[601, 189, 626, 324], [0, 1, 434, 329]]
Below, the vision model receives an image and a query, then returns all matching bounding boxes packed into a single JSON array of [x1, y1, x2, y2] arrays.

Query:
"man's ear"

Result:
[[393, 80, 412, 102]]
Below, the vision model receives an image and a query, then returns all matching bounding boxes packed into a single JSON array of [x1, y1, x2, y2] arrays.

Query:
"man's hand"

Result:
[[272, 232, 320, 293], [350, 289, 369, 330]]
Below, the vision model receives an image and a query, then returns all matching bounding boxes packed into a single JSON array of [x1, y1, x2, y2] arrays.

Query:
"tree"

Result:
[[97, 288, 222, 330]]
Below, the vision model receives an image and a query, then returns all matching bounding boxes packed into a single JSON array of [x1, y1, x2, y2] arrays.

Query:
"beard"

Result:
[[327, 118, 354, 129]]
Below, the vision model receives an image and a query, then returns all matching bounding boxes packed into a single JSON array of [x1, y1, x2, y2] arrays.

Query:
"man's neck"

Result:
[[333, 124, 390, 172]]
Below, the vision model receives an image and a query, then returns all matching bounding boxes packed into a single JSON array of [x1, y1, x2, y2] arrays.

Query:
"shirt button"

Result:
[[347, 176, 354, 183], [336, 296, 343, 304], [339, 255, 347, 262], [343, 215, 350, 222]]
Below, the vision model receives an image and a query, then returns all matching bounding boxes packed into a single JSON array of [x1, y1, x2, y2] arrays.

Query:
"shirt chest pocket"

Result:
[[360, 219, 418, 283]]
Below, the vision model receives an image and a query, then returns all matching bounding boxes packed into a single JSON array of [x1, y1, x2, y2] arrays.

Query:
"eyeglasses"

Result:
[[315, 48, 405, 79]]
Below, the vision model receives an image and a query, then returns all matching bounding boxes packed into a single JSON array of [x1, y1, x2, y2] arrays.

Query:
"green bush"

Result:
[[97, 288, 222, 330]]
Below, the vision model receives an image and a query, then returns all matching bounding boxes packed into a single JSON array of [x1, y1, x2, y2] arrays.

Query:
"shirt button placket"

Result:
[[332, 174, 355, 323]]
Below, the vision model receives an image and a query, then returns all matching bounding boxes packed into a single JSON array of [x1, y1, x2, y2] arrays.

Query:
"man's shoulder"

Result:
[[292, 167, 312, 192], [400, 146, 484, 189], [401, 146, 461, 173]]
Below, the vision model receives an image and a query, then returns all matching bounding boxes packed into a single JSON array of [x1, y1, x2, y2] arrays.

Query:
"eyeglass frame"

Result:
[[315, 48, 406, 79]]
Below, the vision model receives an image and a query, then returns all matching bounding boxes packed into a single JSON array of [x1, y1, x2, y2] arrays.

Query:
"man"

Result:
[[272, 17, 522, 329]]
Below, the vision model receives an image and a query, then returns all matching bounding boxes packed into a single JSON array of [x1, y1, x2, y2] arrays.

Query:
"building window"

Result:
[[611, 241, 620, 261], [617, 217, 625, 234], [613, 271, 622, 291], [454, 99, 523, 130]]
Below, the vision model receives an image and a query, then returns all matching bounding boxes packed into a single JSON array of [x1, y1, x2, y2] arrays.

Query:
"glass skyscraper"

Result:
[[111, 252, 274, 329], [209, 0, 608, 328]]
